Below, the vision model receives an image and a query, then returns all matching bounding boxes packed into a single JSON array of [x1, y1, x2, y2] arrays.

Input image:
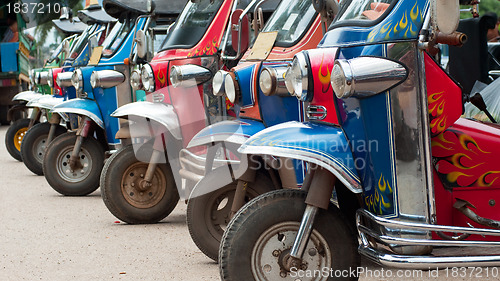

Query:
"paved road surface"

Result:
[[1, 125, 498, 281]]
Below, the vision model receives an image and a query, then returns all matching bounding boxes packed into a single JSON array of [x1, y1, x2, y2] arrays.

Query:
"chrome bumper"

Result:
[[357, 209, 500, 269]]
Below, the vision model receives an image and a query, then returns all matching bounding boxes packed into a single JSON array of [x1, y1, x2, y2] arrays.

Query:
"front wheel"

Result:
[[5, 118, 34, 161], [187, 169, 275, 261], [21, 122, 66, 175], [219, 189, 360, 281], [100, 144, 179, 224], [43, 132, 105, 196]]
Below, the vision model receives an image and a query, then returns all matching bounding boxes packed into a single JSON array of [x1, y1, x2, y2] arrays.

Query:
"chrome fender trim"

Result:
[[111, 101, 181, 140], [52, 98, 104, 128], [238, 121, 362, 193], [13, 91, 43, 102], [187, 119, 266, 148], [26, 95, 65, 110]]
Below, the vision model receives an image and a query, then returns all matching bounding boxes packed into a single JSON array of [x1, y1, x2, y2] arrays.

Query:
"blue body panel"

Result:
[[190, 119, 267, 146], [0, 42, 19, 72], [235, 64, 257, 107]]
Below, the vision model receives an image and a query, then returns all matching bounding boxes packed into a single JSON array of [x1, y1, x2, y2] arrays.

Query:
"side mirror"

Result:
[[136, 29, 148, 59], [312, 0, 340, 30], [147, 0, 156, 13], [252, 7, 264, 38], [433, 0, 460, 35], [231, 9, 250, 54]]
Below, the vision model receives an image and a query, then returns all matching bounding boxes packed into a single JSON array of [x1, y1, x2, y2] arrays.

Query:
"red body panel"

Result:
[[52, 68, 63, 96]]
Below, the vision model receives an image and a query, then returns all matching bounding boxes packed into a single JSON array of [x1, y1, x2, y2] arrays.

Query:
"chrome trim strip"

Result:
[[306, 105, 327, 120], [359, 245, 500, 269]]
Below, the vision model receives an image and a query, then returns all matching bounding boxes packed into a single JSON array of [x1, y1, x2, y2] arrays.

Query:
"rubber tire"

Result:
[[187, 169, 275, 261], [219, 189, 360, 281], [5, 118, 35, 161], [21, 122, 66, 175], [100, 144, 179, 224], [43, 132, 105, 196]]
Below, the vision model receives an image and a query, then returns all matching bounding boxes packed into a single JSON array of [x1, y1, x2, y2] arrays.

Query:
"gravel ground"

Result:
[[1, 124, 499, 281]]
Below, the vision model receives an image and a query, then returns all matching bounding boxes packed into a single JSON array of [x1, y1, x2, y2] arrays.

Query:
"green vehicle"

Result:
[[4, 5, 87, 161]]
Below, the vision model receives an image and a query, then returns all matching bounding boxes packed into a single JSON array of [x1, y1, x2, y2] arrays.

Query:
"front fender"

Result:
[[187, 119, 266, 148], [13, 91, 43, 102], [239, 121, 362, 193], [52, 98, 104, 128], [26, 95, 65, 110], [111, 101, 181, 140]]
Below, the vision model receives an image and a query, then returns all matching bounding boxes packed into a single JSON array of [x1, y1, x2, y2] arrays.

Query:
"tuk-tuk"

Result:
[[218, 0, 500, 279], [42, 0, 180, 196]]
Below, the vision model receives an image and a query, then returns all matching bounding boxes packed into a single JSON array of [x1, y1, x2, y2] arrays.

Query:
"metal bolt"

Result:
[[280, 271, 287, 278], [131, 183, 135, 187], [140, 174, 144, 178], [489, 199, 496, 206], [272, 250, 281, 257], [301, 262, 308, 270], [308, 248, 317, 256]]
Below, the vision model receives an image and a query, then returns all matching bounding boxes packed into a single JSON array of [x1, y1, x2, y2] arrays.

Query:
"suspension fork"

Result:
[[28, 107, 42, 128], [69, 117, 93, 170], [138, 134, 166, 190], [46, 114, 62, 145], [287, 167, 335, 269], [230, 155, 259, 218]]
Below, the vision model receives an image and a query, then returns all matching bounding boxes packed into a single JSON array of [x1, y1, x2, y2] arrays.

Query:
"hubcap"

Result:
[[33, 135, 48, 163], [121, 162, 166, 209], [251, 222, 332, 280], [14, 127, 28, 151], [55, 146, 93, 183]]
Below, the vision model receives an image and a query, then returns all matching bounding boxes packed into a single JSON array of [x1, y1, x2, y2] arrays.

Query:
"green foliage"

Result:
[[461, 0, 500, 19], [34, 0, 84, 46]]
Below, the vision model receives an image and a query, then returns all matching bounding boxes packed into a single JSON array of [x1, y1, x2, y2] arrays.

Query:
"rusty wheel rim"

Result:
[[121, 162, 166, 209], [14, 127, 28, 151]]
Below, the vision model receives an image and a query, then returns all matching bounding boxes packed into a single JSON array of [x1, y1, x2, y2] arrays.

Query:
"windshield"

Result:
[[48, 38, 67, 62], [261, 0, 317, 47], [103, 20, 133, 56], [160, 0, 224, 51], [336, 0, 394, 22], [68, 24, 98, 59]]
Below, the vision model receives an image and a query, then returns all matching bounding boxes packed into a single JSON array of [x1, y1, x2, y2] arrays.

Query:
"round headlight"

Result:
[[71, 69, 83, 90], [169, 66, 181, 88], [331, 61, 352, 99], [90, 71, 97, 88], [259, 68, 273, 95], [284, 53, 309, 101], [38, 71, 49, 85], [30, 69, 35, 85], [48, 69, 54, 87], [224, 74, 238, 103], [141, 64, 155, 92], [212, 70, 227, 96], [130, 69, 143, 91]]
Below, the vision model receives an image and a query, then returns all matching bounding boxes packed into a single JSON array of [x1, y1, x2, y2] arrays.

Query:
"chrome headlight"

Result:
[[71, 69, 83, 91], [47, 69, 54, 87], [224, 73, 238, 104], [331, 57, 407, 99], [212, 70, 228, 96], [285, 53, 310, 101], [141, 64, 155, 92], [260, 66, 288, 96], [130, 69, 143, 91], [37, 71, 49, 85], [90, 70, 125, 89], [56, 72, 73, 88], [170, 64, 212, 88]]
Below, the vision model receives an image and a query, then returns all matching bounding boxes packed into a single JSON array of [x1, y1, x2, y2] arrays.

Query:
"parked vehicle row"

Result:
[[5, 0, 500, 280]]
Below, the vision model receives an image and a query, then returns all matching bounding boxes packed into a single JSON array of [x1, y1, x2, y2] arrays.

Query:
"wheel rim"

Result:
[[251, 222, 332, 281], [14, 127, 28, 151], [120, 162, 166, 209], [33, 135, 48, 163], [205, 186, 259, 239], [55, 145, 93, 183]]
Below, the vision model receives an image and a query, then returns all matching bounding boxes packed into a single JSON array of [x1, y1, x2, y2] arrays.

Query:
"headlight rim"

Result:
[[141, 64, 155, 92], [285, 52, 311, 101], [71, 69, 83, 91]]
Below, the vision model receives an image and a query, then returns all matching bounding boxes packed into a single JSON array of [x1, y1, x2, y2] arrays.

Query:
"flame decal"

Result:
[[157, 68, 166, 88], [367, 1, 423, 42], [364, 174, 394, 215], [188, 37, 220, 58], [428, 91, 448, 136], [433, 130, 500, 187], [317, 55, 331, 93]]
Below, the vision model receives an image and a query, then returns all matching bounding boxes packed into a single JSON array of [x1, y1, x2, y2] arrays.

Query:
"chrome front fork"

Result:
[[69, 117, 92, 170], [46, 114, 62, 145]]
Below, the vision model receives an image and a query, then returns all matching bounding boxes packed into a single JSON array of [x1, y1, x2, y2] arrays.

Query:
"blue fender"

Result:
[[239, 121, 363, 193], [26, 95, 65, 110], [12, 91, 43, 103], [187, 119, 266, 148], [52, 98, 104, 128]]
